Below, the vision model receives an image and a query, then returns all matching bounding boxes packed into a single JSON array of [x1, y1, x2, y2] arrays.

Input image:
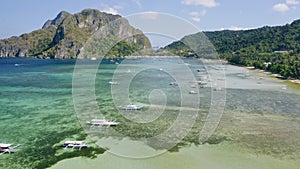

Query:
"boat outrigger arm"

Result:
[[0, 143, 21, 155]]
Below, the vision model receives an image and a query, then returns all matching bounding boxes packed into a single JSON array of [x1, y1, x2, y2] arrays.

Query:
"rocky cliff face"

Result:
[[0, 9, 151, 58], [42, 11, 71, 29]]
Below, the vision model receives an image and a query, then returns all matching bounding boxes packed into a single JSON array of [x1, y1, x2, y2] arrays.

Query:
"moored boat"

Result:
[[119, 104, 143, 111], [108, 81, 119, 85], [87, 119, 119, 126], [0, 143, 21, 154], [63, 141, 88, 149], [189, 90, 198, 94], [169, 82, 178, 86]]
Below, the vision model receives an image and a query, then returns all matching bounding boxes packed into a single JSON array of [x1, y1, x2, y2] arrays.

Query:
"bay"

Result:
[[0, 58, 299, 169]]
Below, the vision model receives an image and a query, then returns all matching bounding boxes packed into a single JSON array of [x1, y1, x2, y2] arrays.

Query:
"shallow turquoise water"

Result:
[[0, 58, 207, 168], [0, 58, 299, 168], [0, 58, 82, 168]]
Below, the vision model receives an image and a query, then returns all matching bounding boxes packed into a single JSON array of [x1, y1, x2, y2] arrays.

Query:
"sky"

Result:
[[0, 0, 300, 46]]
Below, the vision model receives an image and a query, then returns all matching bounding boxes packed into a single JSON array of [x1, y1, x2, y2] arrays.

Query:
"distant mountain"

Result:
[[0, 9, 151, 59], [163, 19, 300, 79]]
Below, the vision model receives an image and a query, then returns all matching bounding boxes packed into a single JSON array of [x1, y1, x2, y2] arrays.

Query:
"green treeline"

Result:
[[106, 40, 141, 57], [224, 52, 300, 79], [164, 19, 300, 79]]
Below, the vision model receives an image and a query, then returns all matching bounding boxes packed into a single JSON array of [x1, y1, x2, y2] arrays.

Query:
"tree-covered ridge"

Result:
[[0, 9, 151, 59], [163, 19, 300, 79], [205, 19, 300, 54], [0, 26, 57, 57]]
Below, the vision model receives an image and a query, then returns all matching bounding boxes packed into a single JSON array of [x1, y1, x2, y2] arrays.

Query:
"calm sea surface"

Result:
[[0, 58, 299, 169]]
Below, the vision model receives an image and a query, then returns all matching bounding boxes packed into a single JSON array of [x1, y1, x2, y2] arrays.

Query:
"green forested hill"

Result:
[[205, 19, 300, 53], [163, 19, 300, 79]]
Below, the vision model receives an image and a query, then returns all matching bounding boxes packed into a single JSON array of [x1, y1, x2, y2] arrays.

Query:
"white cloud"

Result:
[[273, 3, 290, 12], [286, 0, 300, 5], [189, 10, 207, 22], [100, 3, 124, 15], [181, 0, 219, 8], [272, 0, 299, 12], [139, 12, 159, 20], [102, 7, 118, 15], [224, 26, 251, 31]]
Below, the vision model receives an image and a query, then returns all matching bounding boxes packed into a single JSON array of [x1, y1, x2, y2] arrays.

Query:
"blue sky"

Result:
[[0, 0, 300, 46]]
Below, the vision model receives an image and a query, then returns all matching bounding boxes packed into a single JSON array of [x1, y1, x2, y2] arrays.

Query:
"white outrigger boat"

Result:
[[63, 141, 88, 150], [87, 118, 119, 127], [108, 81, 119, 85], [0, 143, 21, 155], [119, 104, 143, 111], [189, 90, 198, 94], [169, 82, 178, 86]]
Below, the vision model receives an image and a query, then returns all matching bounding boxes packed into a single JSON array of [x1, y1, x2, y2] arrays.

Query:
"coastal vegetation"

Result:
[[163, 19, 300, 79]]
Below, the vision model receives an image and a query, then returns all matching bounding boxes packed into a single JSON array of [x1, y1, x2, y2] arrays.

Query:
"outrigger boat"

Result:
[[189, 90, 198, 94], [119, 104, 143, 111], [0, 143, 21, 155], [169, 82, 178, 86], [108, 81, 119, 85], [63, 141, 88, 150], [87, 118, 119, 127]]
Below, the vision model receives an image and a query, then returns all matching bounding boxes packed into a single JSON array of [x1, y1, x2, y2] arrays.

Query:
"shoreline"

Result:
[[0, 55, 181, 60], [49, 139, 300, 169], [238, 65, 300, 85]]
